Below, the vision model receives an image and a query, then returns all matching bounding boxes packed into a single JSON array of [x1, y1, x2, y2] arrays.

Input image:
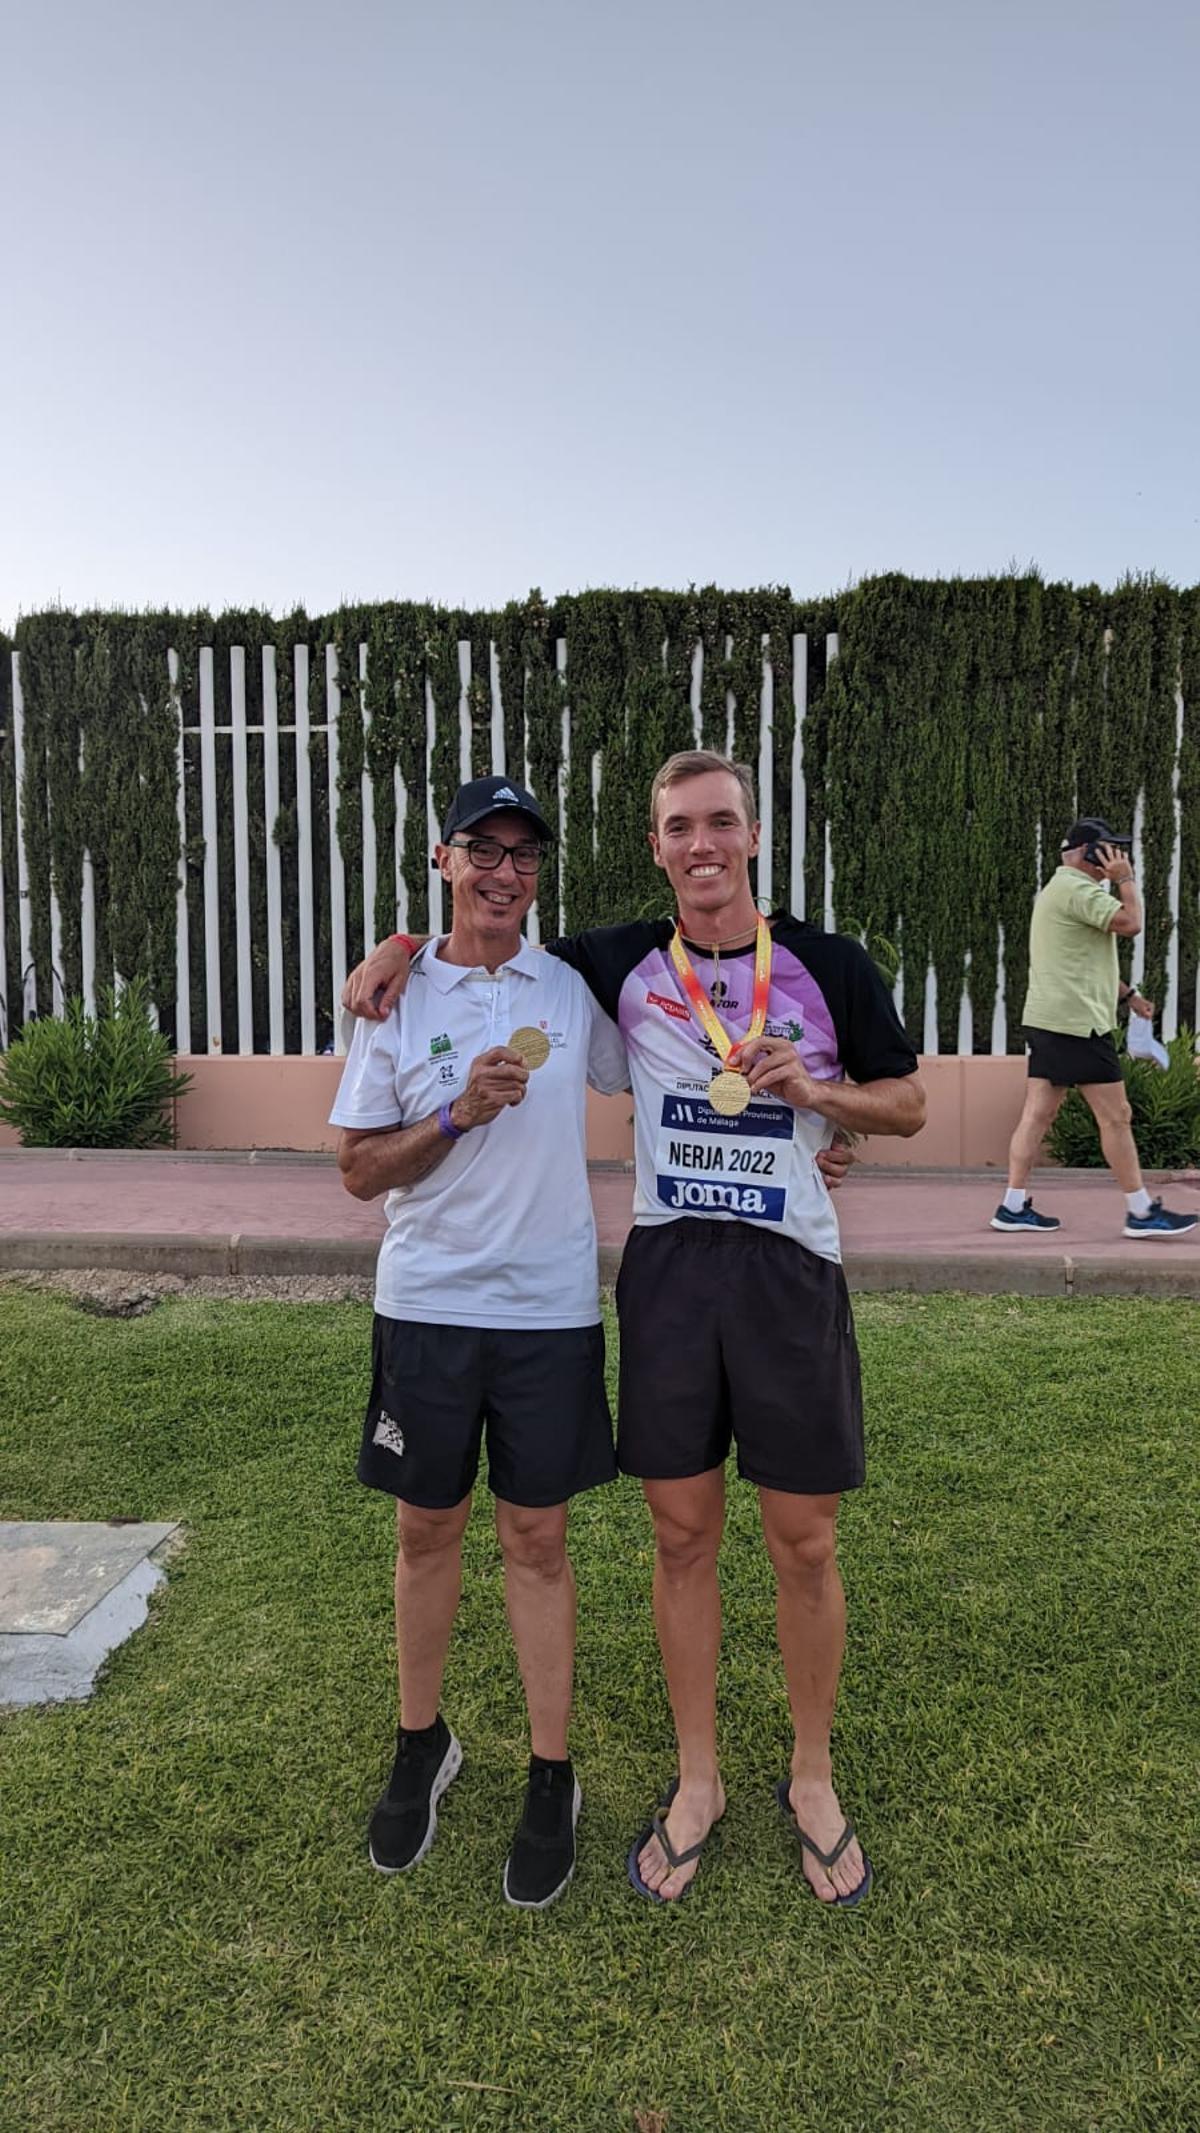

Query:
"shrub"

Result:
[[1046, 1027, 1200, 1171], [0, 979, 193, 1149]]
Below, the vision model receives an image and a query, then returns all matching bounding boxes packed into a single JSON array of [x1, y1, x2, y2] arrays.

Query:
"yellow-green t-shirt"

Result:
[[1022, 866, 1120, 1036]]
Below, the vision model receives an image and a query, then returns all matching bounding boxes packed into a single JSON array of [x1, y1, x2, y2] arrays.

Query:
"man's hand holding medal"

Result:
[[737, 1033, 823, 1113], [451, 1030, 549, 1132]]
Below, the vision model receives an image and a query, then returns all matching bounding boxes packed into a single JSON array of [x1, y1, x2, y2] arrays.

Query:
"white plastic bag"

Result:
[[1126, 1013, 1170, 1070]]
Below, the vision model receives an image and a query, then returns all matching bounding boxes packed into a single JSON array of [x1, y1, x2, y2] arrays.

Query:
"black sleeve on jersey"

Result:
[[547, 921, 670, 1023], [769, 914, 919, 1083]]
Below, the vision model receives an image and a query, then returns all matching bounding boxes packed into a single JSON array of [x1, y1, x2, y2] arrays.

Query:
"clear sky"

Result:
[[2, 0, 1197, 628]]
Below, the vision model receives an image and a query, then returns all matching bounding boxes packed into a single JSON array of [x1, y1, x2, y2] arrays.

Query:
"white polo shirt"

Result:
[[329, 938, 629, 1329]]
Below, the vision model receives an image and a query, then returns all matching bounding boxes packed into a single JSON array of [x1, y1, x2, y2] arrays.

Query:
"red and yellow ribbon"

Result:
[[667, 915, 772, 1068]]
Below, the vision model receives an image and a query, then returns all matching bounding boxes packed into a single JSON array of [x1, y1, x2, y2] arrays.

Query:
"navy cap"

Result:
[[1061, 816, 1132, 852], [440, 774, 554, 844]]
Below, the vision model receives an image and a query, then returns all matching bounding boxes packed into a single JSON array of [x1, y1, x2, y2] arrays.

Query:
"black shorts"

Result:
[[359, 1316, 617, 1510], [1025, 1026, 1122, 1085], [615, 1221, 865, 1496]]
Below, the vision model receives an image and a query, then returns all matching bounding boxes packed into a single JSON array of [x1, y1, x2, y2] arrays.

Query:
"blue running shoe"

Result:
[[990, 1198, 1061, 1233], [1123, 1199, 1198, 1239]]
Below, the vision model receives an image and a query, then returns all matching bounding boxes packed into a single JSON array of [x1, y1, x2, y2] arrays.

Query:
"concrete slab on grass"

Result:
[[0, 1520, 179, 1707]]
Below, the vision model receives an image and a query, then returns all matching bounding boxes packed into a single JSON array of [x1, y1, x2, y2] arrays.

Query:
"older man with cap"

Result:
[[992, 816, 1196, 1238], [330, 774, 631, 1908]]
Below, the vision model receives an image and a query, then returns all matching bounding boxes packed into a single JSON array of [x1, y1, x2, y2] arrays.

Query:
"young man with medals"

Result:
[[330, 774, 631, 1909], [343, 752, 922, 1906]]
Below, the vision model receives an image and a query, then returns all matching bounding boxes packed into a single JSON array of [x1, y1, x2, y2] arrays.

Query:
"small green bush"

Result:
[[1046, 1026, 1200, 1170], [0, 980, 192, 1149]]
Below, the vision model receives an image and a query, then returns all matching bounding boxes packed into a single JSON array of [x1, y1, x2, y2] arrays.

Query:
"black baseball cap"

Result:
[[440, 774, 554, 844], [1061, 816, 1132, 852]]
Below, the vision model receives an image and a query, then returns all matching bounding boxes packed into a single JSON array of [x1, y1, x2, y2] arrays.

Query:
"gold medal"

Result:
[[509, 1025, 551, 1069], [708, 1070, 751, 1117]]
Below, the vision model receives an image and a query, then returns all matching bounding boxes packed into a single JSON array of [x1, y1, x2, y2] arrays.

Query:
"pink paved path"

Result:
[[2, 1151, 1199, 1268]]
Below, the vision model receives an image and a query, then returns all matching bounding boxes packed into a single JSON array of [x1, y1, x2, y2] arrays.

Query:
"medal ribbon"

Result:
[[668, 915, 772, 1069]]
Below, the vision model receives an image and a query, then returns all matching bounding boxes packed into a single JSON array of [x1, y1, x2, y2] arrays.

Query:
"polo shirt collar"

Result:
[[416, 935, 543, 992]]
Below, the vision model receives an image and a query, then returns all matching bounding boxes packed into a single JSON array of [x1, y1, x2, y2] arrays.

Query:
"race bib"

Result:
[[653, 1089, 796, 1222]]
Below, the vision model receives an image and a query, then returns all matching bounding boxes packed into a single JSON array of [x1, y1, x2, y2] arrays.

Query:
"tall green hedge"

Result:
[[3, 577, 1197, 1056]]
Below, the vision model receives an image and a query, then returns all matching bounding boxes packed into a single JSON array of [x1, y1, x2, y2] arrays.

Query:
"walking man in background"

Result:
[[991, 816, 1196, 1239]]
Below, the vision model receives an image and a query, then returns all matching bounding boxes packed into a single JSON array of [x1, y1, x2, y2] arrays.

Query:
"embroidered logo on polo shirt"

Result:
[[373, 1413, 406, 1458], [430, 1032, 453, 1057]]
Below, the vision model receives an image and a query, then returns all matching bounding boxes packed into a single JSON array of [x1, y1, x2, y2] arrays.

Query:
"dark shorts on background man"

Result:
[[360, 1316, 616, 1509], [615, 1221, 865, 1495], [1024, 1025, 1123, 1086]]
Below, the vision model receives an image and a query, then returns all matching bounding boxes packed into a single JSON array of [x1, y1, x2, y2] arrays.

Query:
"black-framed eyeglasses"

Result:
[[445, 836, 548, 876]]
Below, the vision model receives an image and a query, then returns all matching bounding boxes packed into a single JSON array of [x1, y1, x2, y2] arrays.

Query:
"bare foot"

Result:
[[636, 1777, 726, 1902], [787, 1777, 867, 1903]]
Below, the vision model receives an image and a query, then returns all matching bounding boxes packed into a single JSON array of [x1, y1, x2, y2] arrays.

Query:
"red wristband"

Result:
[[391, 933, 418, 956]]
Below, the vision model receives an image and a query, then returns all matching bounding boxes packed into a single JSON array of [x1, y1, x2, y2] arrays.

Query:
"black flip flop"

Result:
[[627, 1778, 721, 1904], [774, 1778, 873, 1908]]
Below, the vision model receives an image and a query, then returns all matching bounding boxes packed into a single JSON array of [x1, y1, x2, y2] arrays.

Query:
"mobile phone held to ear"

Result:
[[1085, 836, 1132, 867]]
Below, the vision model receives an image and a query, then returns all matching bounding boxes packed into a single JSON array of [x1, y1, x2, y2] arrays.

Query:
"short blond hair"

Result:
[[649, 750, 758, 831]]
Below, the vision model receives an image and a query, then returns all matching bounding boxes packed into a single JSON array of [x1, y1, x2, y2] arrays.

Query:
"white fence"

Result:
[[1, 636, 1195, 1056]]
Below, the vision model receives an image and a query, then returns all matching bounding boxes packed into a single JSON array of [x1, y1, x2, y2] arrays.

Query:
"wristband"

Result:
[[391, 932, 418, 956], [437, 1101, 464, 1141]]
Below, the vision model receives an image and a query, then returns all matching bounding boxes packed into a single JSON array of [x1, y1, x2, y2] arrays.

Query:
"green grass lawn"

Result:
[[1, 1288, 1198, 2133]]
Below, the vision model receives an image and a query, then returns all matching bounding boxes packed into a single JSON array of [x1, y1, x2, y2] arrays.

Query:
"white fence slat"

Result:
[[557, 637, 569, 935], [924, 964, 939, 1056], [1130, 787, 1145, 992], [49, 864, 63, 1012], [1163, 684, 1184, 1040], [824, 634, 839, 931], [326, 646, 347, 1054], [0, 666, 7, 1043], [360, 643, 376, 956], [198, 647, 222, 1053], [790, 634, 807, 920], [724, 634, 735, 758], [458, 640, 472, 785], [230, 647, 253, 1054], [757, 635, 773, 909], [425, 677, 443, 937], [992, 921, 1007, 1055], [691, 641, 703, 747], [394, 761, 408, 931], [170, 648, 191, 1053], [261, 646, 285, 1055], [295, 644, 316, 1056], [490, 639, 505, 773], [12, 653, 36, 1018], [81, 850, 96, 1016], [522, 665, 538, 946], [893, 919, 905, 1020], [957, 954, 973, 1054]]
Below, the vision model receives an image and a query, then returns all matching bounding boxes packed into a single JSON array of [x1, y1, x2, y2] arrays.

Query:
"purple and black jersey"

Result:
[[549, 913, 918, 1265]]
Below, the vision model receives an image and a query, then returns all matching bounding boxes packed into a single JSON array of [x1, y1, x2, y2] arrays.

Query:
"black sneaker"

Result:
[[367, 1715, 462, 1874], [1124, 1198, 1199, 1239], [990, 1198, 1061, 1232], [503, 1759, 581, 1909]]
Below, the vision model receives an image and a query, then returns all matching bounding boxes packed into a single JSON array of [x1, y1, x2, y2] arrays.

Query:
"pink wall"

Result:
[[0, 1053, 1033, 1167], [155, 1056, 637, 1160], [161, 1053, 1027, 1167]]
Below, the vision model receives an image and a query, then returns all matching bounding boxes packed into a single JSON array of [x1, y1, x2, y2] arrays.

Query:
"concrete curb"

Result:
[[3, 1231, 1199, 1298], [0, 1233, 378, 1279]]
